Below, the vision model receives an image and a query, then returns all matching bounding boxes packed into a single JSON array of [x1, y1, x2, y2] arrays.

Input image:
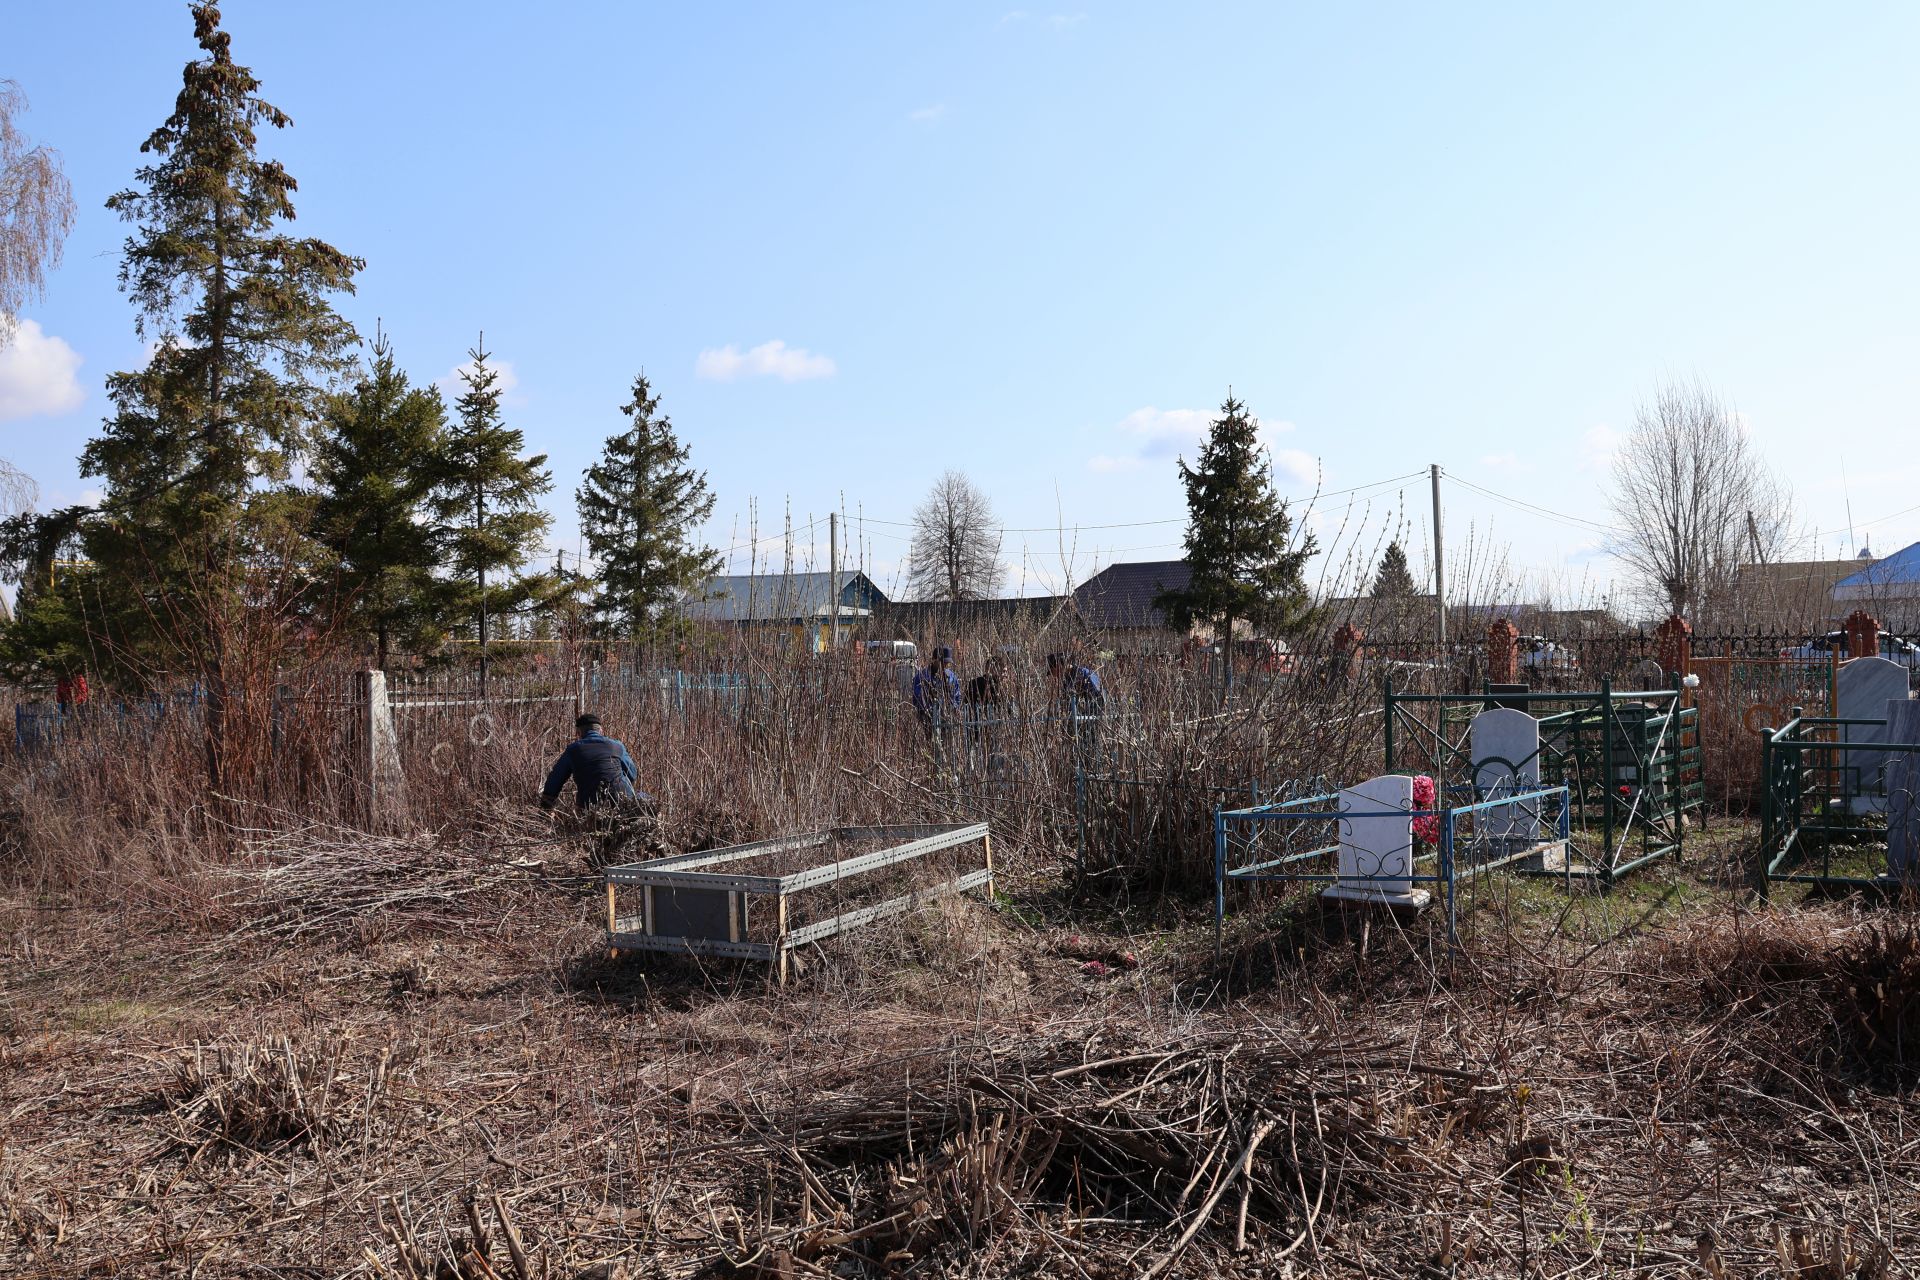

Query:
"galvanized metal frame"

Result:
[[605, 822, 993, 983]]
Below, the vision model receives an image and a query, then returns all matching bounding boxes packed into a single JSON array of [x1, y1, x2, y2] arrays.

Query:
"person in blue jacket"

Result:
[[911, 646, 962, 727], [540, 713, 651, 812]]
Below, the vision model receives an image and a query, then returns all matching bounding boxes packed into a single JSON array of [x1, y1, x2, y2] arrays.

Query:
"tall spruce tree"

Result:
[[312, 327, 448, 668], [432, 336, 552, 687], [78, 3, 360, 785], [1153, 394, 1316, 694], [576, 374, 718, 637], [1371, 539, 1417, 598]]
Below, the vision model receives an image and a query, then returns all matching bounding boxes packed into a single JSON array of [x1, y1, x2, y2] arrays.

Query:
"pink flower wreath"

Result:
[[1411, 774, 1441, 845]]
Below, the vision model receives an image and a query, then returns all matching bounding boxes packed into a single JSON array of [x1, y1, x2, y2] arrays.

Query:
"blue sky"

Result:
[[7, 1, 1920, 611]]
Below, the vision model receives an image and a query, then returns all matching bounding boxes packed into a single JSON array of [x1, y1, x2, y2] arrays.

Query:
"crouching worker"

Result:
[[540, 713, 654, 814]]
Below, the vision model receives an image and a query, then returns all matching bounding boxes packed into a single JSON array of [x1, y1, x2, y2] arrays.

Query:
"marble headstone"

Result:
[[1324, 773, 1428, 907], [1471, 707, 1541, 845], [1838, 657, 1910, 811], [1886, 699, 1920, 881]]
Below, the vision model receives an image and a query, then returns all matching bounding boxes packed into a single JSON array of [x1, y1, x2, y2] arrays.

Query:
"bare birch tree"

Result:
[[907, 470, 1004, 601], [1, 80, 77, 347], [1607, 378, 1791, 622]]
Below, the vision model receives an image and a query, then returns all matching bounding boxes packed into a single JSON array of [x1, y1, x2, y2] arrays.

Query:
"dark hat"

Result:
[[934, 646, 954, 662], [576, 712, 603, 732]]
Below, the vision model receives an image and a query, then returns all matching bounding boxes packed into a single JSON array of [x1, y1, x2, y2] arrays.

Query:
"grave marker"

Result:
[[1838, 657, 1910, 812], [1886, 699, 1920, 881], [1471, 707, 1541, 846], [1323, 773, 1430, 910]]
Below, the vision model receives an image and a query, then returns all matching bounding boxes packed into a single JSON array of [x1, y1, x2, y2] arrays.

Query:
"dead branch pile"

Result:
[[212, 819, 550, 942], [720, 1026, 1502, 1277]]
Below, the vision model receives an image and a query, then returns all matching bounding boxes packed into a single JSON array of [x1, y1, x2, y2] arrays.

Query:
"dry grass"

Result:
[[3, 818, 1918, 1278]]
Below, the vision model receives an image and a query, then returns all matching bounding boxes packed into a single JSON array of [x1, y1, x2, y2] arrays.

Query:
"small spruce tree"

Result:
[[431, 336, 552, 687], [1371, 539, 1417, 598], [576, 373, 719, 639], [1154, 393, 1316, 693], [312, 327, 449, 668]]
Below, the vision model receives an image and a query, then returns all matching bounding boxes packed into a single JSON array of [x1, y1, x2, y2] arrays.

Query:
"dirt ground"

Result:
[[2, 822, 1917, 1279]]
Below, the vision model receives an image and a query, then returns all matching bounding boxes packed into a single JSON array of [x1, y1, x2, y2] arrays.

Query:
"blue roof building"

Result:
[[1834, 542, 1920, 607]]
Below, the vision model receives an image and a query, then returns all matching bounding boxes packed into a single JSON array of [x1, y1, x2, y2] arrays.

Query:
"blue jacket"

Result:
[[541, 731, 644, 810], [1061, 665, 1105, 710], [912, 666, 961, 720]]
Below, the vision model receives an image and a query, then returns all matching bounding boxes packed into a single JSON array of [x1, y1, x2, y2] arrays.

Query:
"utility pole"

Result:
[[1430, 463, 1447, 654], [829, 511, 841, 651]]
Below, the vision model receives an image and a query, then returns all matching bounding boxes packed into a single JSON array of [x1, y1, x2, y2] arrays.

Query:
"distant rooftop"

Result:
[[681, 571, 885, 623], [1072, 559, 1190, 629]]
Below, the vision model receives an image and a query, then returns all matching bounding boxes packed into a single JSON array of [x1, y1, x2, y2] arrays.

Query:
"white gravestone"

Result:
[[1323, 773, 1430, 909], [1471, 708, 1541, 847], [1838, 657, 1911, 813], [1885, 699, 1920, 881]]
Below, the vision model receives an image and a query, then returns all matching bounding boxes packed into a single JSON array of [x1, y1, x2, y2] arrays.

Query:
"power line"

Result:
[[850, 469, 1428, 534], [1853, 498, 1920, 535], [1445, 473, 1625, 537]]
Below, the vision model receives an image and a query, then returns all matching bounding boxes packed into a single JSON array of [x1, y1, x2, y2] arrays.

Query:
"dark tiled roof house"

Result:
[[1072, 559, 1192, 630]]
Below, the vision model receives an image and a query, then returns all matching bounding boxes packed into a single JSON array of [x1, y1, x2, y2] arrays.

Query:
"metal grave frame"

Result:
[[1384, 675, 1702, 883], [605, 823, 992, 983], [1758, 712, 1920, 896], [1213, 782, 1572, 949]]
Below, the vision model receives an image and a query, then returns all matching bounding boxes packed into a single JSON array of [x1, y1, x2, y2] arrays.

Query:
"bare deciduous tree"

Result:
[[907, 470, 1004, 601], [0, 80, 77, 346], [1607, 378, 1791, 622]]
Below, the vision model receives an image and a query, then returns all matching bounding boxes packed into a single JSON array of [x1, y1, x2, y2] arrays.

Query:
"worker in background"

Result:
[[912, 645, 962, 768], [1048, 651, 1107, 766], [964, 653, 1012, 773], [540, 712, 651, 813], [1048, 651, 1105, 714], [55, 672, 89, 716]]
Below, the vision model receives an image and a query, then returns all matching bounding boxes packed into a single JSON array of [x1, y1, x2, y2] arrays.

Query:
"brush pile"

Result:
[[720, 1025, 1505, 1277], [211, 818, 551, 942]]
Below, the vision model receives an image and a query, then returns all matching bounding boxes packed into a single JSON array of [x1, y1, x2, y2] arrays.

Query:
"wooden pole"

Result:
[[1430, 463, 1447, 658], [776, 893, 790, 987], [829, 511, 841, 652]]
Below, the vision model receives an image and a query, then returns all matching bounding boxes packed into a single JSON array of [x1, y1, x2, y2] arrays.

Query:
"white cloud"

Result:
[[1578, 423, 1621, 472], [1269, 448, 1320, 491], [1480, 451, 1529, 473], [695, 340, 837, 383], [1117, 406, 1212, 458], [1089, 404, 1300, 473], [438, 356, 521, 399], [909, 104, 947, 124], [0, 320, 84, 421]]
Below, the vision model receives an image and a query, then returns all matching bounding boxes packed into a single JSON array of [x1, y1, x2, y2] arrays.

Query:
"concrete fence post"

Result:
[[355, 669, 406, 829]]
